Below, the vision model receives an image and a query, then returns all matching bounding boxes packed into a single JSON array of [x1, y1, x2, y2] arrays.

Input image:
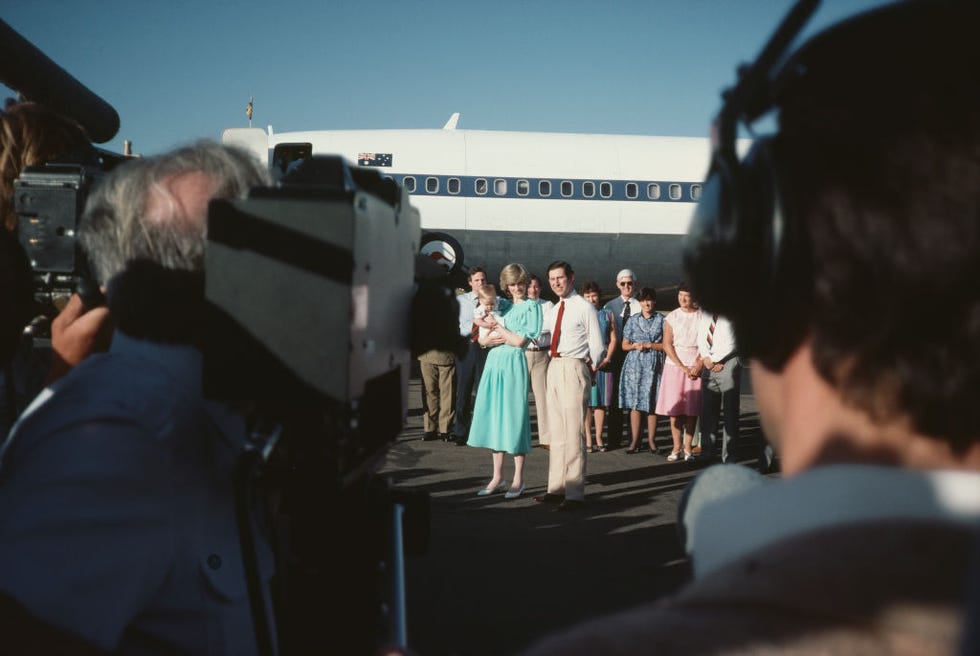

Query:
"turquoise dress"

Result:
[[467, 298, 542, 455]]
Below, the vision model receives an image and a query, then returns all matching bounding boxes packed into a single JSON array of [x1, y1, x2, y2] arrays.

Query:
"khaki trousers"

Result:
[[419, 351, 456, 433], [545, 357, 590, 501], [525, 349, 552, 445]]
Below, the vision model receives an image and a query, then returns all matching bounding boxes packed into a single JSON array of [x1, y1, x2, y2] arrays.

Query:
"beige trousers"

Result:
[[545, 357, 590, 501], [525, 349, 552, 445]]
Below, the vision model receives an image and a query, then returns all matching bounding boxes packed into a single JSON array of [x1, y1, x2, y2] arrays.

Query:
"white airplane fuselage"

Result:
[[223, 125, 740, 301]]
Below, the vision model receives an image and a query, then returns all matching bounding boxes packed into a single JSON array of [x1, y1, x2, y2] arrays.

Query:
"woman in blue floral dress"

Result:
[[618, 287, 665, 453]]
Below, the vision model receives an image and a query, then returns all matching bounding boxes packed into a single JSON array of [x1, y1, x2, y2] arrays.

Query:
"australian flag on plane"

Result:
[[357, 153, 393, 167]]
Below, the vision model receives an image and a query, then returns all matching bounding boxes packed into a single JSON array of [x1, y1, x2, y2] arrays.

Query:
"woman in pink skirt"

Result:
[[654, 283, 703, 461]]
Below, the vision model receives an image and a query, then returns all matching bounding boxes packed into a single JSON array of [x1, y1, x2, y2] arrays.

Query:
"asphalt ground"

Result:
[[379, 369, 773, 656]]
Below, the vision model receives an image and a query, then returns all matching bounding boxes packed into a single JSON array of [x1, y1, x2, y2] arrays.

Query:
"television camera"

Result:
[[204, 153, 456, 655]]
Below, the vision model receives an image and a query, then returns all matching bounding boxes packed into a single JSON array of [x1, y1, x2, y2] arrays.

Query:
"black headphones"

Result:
[[682, 0, 819, 367], [682, 0, 974, 367]]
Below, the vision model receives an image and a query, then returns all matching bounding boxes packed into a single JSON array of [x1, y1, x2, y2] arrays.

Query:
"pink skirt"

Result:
[[654, 362, 702, 416]]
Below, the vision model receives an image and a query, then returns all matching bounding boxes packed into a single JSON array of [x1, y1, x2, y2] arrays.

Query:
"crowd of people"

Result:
[[423, 260, 745, 509]]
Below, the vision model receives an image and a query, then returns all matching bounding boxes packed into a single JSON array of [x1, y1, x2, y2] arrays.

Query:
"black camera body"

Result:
[[13, 162, 107, 335]]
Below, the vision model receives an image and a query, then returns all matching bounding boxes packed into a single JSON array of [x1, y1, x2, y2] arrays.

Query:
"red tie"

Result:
[[549, 300, 565, 358], [471, 299, 480, 342]]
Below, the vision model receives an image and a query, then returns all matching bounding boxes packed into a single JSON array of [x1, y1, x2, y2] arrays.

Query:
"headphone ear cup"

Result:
[[738, 137, 784, 297], [685, 137, 779, 317], [684, 152, 743, 316], [685, 136, 805, 365]]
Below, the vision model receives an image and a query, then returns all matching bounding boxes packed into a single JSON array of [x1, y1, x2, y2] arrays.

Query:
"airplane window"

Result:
[[539, 180, 552, 197], [690, 184, 702, 200], [626, 183, 638, 199], [600, 182, 612, 198], [669, 184, 682, 200], [561, 181, 573, 197], [426, 177, 439, 193], [448, 178, 460, 194], [272, 142, 312, 176], [494, 179, 507, 195], [404, 176, 416, 193], [647, 183, 661, 200], [475, 178, 488, 195], [517, 179, 529, 196], [582, 182, 595, 198]]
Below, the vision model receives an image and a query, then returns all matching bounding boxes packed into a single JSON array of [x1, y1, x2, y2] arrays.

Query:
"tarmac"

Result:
[[379, 369, 773, 656]]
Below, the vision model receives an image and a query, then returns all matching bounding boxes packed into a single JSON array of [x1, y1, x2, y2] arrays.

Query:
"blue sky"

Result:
[[2, 1, 884, 156]]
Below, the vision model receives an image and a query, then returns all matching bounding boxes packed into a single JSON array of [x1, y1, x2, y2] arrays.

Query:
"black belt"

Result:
[[527, 346, 548, 352]]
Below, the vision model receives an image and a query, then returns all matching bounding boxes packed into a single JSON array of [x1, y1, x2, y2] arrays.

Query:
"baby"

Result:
[[474, 284, 505, 341]]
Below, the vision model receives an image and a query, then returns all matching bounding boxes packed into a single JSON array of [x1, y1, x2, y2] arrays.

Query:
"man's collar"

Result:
[[687, 464, 980, 579]]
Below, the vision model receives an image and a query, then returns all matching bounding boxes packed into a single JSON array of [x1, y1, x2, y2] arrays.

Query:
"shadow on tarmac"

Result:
[[380, 375, 773, 655]]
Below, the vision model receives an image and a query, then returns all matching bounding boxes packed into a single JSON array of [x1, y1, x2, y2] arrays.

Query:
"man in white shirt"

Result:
[[451, 267, 487, 444], [535, 261, 603, 511], [525, 275, 554, 448], [693, 311, 739, 463], [602, 268, 642, 448]]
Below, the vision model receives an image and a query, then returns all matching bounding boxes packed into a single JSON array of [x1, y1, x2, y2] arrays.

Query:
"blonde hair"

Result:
[[499, 262, 530, 291], [0, 102, 91, 231], [477, 284, 497, 303]]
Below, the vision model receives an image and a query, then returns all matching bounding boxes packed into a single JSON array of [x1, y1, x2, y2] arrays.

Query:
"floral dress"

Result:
[[618, 313, 665, 413]]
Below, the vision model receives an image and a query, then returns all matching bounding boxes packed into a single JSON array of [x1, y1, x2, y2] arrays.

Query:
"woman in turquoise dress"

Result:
[[467, 263, 542, 499]]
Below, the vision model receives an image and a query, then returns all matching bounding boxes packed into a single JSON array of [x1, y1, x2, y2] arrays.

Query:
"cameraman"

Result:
[[0, 101, 113, 435], [0, 141, 274, 654]]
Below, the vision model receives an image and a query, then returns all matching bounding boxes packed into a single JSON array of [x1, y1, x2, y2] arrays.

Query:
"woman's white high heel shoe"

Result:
[[477, 482, 507, 496]]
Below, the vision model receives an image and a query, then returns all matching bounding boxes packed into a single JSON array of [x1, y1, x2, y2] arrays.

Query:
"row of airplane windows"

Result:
[[388, 175, 704, 201]]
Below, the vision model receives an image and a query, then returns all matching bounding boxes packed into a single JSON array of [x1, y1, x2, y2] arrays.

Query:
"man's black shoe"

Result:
[[533, 493, 564, 505], [555, 499, 585, 512], [448, 433, 466, 446], [421, 431, 438, 441], [438, 432, 451, 442]]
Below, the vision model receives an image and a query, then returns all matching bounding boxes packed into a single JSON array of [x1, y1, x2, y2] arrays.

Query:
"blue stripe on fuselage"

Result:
[[379, 173, 702, 202]]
